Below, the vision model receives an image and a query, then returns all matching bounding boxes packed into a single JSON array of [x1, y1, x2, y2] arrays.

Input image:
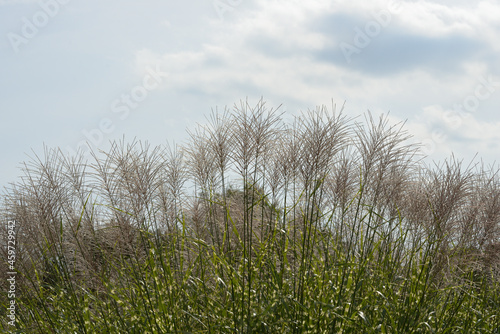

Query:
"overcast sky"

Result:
[[1, 0, 499, 189]]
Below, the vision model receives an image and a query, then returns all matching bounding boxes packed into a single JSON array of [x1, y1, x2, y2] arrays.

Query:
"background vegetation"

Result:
[[1, 99, 499, 333]]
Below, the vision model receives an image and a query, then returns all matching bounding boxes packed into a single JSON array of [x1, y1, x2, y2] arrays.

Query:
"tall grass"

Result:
[[1, 99, 499, 333]]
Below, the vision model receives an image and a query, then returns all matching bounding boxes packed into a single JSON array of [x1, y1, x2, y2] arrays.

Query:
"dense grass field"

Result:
[[1, 100, 499, 333]]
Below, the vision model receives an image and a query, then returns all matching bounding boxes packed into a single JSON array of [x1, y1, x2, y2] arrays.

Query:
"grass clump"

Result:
[[1, 99, 499, 333]]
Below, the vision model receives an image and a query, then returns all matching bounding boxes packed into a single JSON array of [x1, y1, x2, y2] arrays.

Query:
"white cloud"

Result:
[[405, 104, 500, 161], [2, 0, 500, 188]]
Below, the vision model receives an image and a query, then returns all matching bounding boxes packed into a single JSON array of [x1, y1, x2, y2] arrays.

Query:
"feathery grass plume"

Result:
[[204, 108, 234, 250], [228, 98, 284, 331], [184, 120, 220, 247], [1, 99, 499, 333]]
